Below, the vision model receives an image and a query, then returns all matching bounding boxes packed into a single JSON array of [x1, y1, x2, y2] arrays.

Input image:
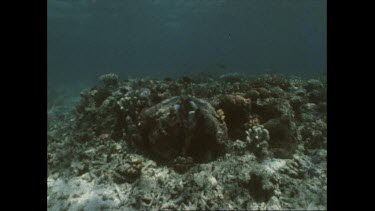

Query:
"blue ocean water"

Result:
[[48, 0, 326, 88]]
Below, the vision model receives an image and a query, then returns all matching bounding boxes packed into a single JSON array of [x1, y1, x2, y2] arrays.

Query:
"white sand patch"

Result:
[[47, 174, 121, 211]]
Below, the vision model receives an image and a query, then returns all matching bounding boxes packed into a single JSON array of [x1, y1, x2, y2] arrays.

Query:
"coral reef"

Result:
[[47, 73, 327, 210]]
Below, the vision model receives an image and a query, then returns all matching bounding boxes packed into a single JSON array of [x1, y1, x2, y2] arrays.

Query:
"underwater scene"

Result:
[[47, 0, 327, 210]]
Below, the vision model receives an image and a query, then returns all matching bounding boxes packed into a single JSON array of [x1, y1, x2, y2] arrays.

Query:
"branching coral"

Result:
[[245, 125, 271, 159]]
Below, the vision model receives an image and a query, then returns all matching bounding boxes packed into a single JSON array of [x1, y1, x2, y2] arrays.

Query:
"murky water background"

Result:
[[48, 0, 326, 88]]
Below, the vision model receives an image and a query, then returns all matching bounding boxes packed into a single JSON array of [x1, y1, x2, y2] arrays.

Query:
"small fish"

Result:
[[228, 33, 231, 40]]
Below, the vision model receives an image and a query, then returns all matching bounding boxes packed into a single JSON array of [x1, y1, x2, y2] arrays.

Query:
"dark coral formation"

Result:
[[217, 95, 251, 139]]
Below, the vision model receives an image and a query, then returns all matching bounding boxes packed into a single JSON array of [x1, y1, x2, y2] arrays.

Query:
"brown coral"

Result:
[[218, 95, 252, 138]]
